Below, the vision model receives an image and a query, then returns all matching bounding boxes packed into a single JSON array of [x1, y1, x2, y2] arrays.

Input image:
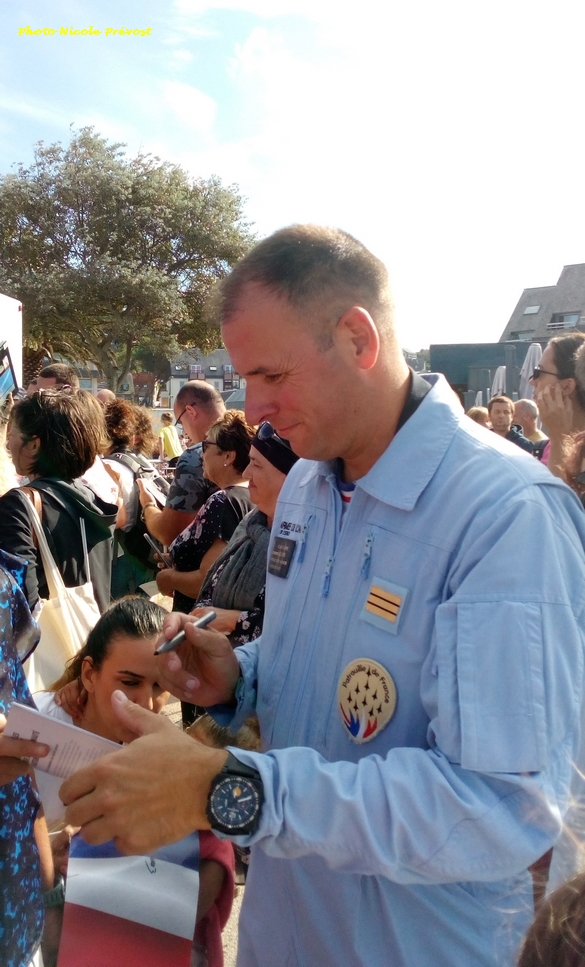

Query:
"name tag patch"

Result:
[[338, 658, 397, 743], [268, 537, 296, 578], [362, 577, 408, 635]]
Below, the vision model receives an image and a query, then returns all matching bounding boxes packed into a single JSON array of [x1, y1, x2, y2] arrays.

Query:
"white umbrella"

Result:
[[475, 391, 483, 406], [490, 366, 507, 398], [518, 343, 543, 400]]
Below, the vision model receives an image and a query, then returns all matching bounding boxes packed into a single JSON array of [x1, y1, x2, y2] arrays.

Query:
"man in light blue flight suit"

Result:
[[62, 225, 585, 967]]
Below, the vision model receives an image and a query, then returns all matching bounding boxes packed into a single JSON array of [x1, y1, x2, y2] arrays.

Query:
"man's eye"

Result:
[[121, 680, 140, 688], [265, 374, 283, 384]]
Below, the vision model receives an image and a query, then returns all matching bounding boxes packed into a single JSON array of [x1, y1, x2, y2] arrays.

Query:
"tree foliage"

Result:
[[0, 127, 254, 389]]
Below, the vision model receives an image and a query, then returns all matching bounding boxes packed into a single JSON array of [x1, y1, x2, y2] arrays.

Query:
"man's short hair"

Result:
[[175, 380, 224, 414], [514, 398, 538, 419], [218, 224, 395, 347], [487, 395, 514, 414], [38, 362, 80, 389]]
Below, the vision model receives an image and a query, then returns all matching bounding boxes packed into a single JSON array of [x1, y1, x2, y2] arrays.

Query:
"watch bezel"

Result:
[[206, 753, 264, 835]]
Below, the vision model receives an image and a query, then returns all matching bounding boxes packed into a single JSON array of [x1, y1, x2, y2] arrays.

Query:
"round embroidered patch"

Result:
[[338, 658, 397, 743]]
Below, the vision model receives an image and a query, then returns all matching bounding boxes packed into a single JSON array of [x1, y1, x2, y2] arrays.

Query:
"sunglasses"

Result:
[[256, 421, 292, 448], [201, 439, 221, 453], [531, 367, 559, 380]]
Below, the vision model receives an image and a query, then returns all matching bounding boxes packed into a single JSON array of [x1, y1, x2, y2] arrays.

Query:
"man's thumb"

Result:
[[111, 690, 172, 738]]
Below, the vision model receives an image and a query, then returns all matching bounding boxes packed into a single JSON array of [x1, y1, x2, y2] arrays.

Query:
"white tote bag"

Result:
[[22, 495, 101, 693]]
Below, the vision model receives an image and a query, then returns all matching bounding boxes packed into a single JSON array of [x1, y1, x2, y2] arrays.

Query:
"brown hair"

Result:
[[206, 409, 255, 474], [550, 333, 585, 410], [466, 406, 490, 424], [218, 224, 395, 348], [104, 399, 137, 450], [12, 390, 105, 480], [487, 395, 515, 414], [38, 362, 80, 389], [175, 380, 224, 414], [517, 871, 585, 967], [563, 430, 585, 494], [132, 405, 157, 457]]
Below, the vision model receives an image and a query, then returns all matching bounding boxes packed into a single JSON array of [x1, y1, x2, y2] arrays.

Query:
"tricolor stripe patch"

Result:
[[365, 585, 402, 623]]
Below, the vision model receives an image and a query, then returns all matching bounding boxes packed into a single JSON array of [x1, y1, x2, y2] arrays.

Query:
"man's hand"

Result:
[[154, 611, 241, 706], [60, 691, 228, 854], [0, 712, 49, 784]]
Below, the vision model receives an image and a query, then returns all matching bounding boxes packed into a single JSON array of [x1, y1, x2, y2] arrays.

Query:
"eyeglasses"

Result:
[[201, 439, 221, 453], [574, 471, 585, 488], [174, 407, 188, 427], [531, 367, 559, 380]]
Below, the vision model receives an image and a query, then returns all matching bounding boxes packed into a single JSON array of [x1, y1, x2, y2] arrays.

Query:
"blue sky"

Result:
[[2, 0, 585, 350]]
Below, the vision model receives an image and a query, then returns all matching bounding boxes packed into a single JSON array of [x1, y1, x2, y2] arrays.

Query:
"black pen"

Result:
[[154, 611, 217, 655]]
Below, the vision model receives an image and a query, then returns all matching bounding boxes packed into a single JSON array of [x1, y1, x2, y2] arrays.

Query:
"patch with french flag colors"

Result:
[[338, 658, 397, 743], [57, 834, 200, 967]]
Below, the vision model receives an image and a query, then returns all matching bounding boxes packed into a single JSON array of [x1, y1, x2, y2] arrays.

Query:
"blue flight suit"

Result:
[[216, 374, 585, 966]]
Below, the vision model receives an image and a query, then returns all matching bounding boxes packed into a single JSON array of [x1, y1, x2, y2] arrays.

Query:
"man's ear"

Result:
[[337, 306, 380, 371], [81, 656, 96, 693]]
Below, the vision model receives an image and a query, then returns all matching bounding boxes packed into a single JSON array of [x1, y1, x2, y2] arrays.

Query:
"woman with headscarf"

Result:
[[191, 422, 299, 646]]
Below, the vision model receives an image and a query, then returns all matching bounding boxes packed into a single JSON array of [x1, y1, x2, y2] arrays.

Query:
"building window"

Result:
[[509, 331, 535, 341], [189, 364, 204, 379], [547, 313, 581, 331], [523, 305, 540, 315]]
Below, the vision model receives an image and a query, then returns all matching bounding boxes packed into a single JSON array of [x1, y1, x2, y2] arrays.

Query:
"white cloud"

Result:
[[163, 81, 217, 133], [171, 49, 194, 62]]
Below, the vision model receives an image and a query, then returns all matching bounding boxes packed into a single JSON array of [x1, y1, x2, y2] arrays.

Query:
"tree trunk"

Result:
[[22, 347, 47, 388]]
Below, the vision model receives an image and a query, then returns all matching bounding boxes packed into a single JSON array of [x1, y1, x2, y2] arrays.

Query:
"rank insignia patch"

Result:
[[338, 658, 397, 743], [361, 577, 408, 635]]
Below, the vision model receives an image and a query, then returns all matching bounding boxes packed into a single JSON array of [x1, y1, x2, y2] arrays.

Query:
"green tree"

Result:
[[0, 127, 254, 390]]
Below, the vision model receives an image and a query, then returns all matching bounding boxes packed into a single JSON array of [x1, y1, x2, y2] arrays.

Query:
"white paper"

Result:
[[66, 855, 199, 939], [6, 702, 119, 777]]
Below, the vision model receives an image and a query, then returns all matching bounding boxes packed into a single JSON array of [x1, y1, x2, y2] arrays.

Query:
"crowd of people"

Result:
[[2, 226, 585, 967]]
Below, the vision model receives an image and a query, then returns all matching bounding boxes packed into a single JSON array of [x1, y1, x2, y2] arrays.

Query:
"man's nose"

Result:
[[244, 388, 278, 427]]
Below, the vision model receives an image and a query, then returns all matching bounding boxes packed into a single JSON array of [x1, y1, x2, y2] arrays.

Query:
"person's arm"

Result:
[[0, 489, 40, 607], [142, 446, 211, 546], [190, 605, 241, 635], [140, 498, 197, 547], [196, 859, 226, 922], [156, 539, 227, 599]]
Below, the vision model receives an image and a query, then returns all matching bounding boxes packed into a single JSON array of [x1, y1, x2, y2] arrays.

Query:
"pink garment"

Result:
[[541, 441, 551, 465], [195, 831, 235, 967]]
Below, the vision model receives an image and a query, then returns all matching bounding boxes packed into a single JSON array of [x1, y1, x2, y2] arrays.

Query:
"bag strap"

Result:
[[20, 488, 67, 599], [20, 487, 42, 548]]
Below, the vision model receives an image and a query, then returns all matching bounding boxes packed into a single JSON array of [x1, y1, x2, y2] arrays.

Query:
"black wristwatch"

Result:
[[206, 752, 264, 835], [44, 873, 65, 908]]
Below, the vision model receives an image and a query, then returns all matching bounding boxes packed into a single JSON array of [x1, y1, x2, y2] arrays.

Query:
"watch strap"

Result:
[[221, 751, 261, 782]]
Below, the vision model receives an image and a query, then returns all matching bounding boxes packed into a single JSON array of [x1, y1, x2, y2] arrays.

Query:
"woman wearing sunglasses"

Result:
[[529, 332, 585, 477]]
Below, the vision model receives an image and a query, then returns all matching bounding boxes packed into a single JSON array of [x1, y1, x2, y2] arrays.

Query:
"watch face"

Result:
[[210, 776, 260, 830]]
